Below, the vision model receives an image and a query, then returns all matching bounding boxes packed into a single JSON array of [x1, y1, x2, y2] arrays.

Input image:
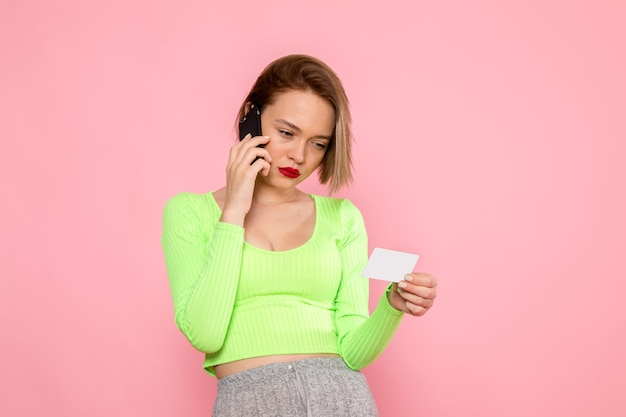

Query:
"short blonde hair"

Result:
[[237, 54, 353, 194]]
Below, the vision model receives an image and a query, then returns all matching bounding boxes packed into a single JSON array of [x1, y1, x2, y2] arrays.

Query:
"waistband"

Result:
[[218, 357, 350, 417], [218, 357, 348, 388]]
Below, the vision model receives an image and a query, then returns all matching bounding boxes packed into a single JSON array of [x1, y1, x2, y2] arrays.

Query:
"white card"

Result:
[[362, 247, 420, 282]]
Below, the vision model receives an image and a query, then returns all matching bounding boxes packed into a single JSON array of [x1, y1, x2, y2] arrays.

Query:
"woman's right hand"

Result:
[[220, 134, 271, 226]]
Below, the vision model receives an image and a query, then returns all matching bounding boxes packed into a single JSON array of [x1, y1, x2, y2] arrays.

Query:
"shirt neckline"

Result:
[[207, 192, 320, 254]]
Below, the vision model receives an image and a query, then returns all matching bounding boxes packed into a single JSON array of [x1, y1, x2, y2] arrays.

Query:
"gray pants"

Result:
[[212, 357, 379, 417]]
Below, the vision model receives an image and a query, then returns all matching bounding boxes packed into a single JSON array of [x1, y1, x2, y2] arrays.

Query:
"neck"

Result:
[[252, 179, 303, 205]]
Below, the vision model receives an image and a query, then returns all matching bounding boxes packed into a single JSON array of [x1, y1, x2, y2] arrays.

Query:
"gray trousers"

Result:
[[212, 357, 379, 417]]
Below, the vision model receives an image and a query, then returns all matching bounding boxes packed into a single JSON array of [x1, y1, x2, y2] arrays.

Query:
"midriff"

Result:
[[214, 353, 340, 379]]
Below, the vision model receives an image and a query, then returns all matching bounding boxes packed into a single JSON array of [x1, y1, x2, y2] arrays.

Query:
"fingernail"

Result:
[[404, 275, 413, 282], [398, 281, 407, 288]]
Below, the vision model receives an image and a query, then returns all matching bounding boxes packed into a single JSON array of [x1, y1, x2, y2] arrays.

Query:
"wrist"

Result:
[[386, 283, 404, 313], [219, 208, 246, 227]]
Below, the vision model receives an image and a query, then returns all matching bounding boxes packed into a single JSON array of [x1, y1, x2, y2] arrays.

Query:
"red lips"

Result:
[[278, 167, 301, 178]]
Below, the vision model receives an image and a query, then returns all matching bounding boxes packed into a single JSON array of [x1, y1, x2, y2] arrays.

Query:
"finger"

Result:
[[247, 146, 272, 165], [251, 157, 272, 176], [245, 137, 271, 162], [397, 280, 437, 299], [404, 273, 438, 288], [233, 139, 272, 169], [232, 135, 269, 161], [240, 133, 268, 144], [232, 133, 253, 158], [404, 301, 428, 316], [397, 287, 434, 307], [248, 135, 270, 147]]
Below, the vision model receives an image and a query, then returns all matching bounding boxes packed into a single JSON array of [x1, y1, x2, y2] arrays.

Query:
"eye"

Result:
[[312, 142, 327, 150], [279, 129, 293, 137]]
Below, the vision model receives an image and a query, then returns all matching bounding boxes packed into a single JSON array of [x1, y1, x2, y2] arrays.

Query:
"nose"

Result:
[[288, 139, 306, 164]]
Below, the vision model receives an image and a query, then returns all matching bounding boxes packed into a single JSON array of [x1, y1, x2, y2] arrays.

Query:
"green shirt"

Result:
[[161, 192, 403, 376]]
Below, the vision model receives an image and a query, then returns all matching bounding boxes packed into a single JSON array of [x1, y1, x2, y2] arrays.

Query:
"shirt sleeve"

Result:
[[335, 199, 405, 370], [161, 193, 244, 353]]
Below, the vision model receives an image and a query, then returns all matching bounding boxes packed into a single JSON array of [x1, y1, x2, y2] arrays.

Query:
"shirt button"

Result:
[[288, 365, 293, 369]]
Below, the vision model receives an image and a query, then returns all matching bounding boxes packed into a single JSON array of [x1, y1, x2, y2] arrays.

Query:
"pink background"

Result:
[[2, 1, 625, 416]]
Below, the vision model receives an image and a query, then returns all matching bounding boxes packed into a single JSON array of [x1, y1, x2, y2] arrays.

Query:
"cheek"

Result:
[[317, 145, 329, 160], [309, 152, 325, 168]]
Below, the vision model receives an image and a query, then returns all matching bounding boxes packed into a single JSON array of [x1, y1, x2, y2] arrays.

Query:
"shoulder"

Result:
[[311, 194, 365, 228], [163, 192, 220, 225], [312, 193, 362, 213]]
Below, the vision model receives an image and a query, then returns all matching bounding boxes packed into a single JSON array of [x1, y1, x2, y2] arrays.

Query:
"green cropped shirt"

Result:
[[161, 192, 404, 376]]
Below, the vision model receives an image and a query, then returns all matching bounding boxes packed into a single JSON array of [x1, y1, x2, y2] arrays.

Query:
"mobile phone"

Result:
[[238, 104, 262, 140]]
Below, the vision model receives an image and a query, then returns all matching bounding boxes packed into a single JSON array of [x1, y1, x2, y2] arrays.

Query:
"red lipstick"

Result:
[[278, 167, 301, 178]]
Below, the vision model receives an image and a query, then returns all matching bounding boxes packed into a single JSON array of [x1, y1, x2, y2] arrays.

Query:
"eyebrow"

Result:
[[274, 119, 332, 141]]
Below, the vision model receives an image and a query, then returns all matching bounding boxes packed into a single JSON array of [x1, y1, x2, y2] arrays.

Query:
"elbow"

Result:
[[339, 352, 361, 371], [187, 334, 224, 354], [175, 315, 225, 353], [338, 334, 375, 371]]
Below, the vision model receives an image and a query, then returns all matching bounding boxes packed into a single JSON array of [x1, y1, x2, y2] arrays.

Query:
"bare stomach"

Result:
[[214, 353, 340, 379]]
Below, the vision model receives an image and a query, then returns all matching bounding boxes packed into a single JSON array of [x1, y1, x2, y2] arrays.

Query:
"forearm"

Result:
[[339, 288, 404, 369], [174, 222, 244, 353]]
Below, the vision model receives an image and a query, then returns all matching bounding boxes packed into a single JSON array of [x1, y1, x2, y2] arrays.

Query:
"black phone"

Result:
[[238, 104, 262, 140]]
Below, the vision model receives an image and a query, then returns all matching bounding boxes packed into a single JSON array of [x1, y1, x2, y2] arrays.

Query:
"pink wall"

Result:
[[2, 1, 625, 416]]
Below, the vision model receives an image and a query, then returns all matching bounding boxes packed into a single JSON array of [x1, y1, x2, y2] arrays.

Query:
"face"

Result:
[[258, 90, 335, 188]]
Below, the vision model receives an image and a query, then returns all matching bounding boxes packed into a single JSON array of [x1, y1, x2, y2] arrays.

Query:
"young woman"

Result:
[[162, 54, 437, 416]]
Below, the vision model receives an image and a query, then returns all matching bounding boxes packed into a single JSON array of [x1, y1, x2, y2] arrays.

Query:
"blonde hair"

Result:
[[237, 54, 353, 194]]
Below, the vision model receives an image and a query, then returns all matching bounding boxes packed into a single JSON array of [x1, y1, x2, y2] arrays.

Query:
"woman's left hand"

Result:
[[387, 273, 438, 316]]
